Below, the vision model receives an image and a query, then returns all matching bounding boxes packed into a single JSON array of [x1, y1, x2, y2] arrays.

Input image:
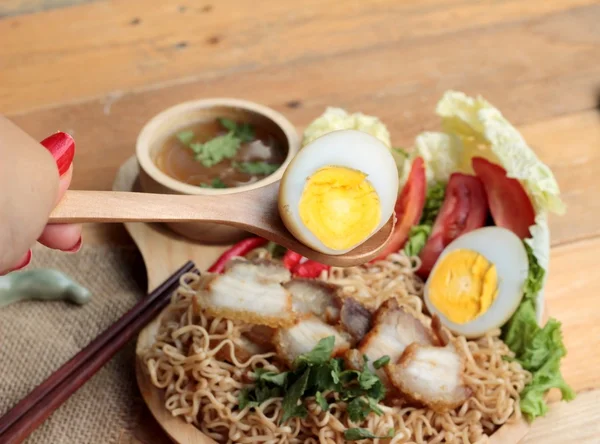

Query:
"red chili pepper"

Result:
[[282, 250, 303, 270], [292, 260, 330, 278], [208, 237, 268, 273]]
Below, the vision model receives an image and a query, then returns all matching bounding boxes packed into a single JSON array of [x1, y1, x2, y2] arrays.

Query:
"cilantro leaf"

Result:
[[218, 117, 255, 142], [190, 131, 241, 167], [218, 118, 238, 132], [254, 368, 288, 386], [176, 130, 195, 145], [294, 336, 335, 366], [281, 368, 310, 423], [373, 355, 390, 370], [347, 398, 375, 422], [358, 367, 379, 390], [199, 177, 227, 189], [315, 391, 329, 411], [233, 161, 281, 175], [344, 428, 395, 441]]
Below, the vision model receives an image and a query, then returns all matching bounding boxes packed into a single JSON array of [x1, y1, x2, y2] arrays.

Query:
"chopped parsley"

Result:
[[233, 161, 281, 175], [238, 337, 390, 425]]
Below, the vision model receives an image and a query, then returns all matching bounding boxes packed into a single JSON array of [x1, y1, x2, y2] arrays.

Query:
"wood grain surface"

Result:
[[1, 0, 599, 443]]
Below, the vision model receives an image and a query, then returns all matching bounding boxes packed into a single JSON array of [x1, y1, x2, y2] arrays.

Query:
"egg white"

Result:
[[424, 226, 529, 338], [278, 129, 399, 255]]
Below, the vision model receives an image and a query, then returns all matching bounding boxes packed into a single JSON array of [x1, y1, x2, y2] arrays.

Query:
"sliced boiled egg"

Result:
[[424, 226, 528, 338], [278, 130, 399, 255]]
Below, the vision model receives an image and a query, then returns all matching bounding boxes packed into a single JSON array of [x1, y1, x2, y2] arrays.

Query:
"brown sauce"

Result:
[[155, 119, 286, 188]]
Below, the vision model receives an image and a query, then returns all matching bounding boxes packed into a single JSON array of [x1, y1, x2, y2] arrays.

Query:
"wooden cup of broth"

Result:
[[136, 98, 300, 244]]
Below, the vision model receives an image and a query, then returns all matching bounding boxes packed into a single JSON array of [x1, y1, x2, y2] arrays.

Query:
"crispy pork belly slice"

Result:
[[284, 279, 342, 322], [284, 279, 372, 342], [385, 342, 472, 413], [358, 299, 435, 371], [195, 259, 295, 328], [274, 315, 351, 366], [340, 297, 372, 341], [224, 258, 291, 284]]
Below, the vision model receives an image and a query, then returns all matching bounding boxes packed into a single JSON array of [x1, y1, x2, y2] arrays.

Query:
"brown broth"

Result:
[[155, 119, 286, 188]]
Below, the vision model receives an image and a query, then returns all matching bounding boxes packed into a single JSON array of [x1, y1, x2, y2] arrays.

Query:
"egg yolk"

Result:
[[428, 249, 498, 324], [298, 166, 381, 250]]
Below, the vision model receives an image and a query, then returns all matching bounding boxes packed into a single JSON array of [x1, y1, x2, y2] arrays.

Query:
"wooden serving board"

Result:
[[115, 156, 534, 444]]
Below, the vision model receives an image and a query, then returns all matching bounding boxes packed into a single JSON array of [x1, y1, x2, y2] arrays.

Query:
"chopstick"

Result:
[[0, 260, 197, 443]]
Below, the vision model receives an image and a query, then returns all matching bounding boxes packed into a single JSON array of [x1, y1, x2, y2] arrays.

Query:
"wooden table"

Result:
[[1, 1, 599, 442]]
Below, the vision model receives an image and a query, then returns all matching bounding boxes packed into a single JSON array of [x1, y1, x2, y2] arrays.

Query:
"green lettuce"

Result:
[[403, 182, 445, 257], [501, 244, 575, 420], [302, 107, 392, 148]]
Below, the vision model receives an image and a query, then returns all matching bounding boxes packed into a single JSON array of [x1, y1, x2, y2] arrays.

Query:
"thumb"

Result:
[[0, 117, 61, 271]]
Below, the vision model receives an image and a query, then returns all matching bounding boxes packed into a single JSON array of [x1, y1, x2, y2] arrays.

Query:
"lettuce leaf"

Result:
[[302, 107, 392, 148], [436, 91, 565, 216], [502, 245, 574, 421]]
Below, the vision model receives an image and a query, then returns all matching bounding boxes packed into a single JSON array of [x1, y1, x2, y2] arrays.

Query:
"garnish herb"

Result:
[[233, 161, 281, 175], [176, 118, 257, 168], [373, 355, 390, 369], [218, 118, 255, 142], [404, 182, 446, 256], [501, 243, 575, 420], [176, 130, 195, 145], [190, 132, 241, 167], [238, 337, 388, 425], [344, 427, 395, 441], [199, 178, 227, 189], [315, 391, 329, 411]]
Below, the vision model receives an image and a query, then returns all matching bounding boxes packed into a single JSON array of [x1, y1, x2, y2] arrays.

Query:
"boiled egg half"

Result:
[[279, 130, 399, 255], [424, 227, 529, 338]]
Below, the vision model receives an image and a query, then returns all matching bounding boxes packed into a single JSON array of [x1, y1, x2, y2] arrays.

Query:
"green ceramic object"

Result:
[[0, 269, 92, 307]]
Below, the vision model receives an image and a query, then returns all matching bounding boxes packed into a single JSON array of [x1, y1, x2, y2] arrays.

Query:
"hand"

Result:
[[0, 126, 82, 274]]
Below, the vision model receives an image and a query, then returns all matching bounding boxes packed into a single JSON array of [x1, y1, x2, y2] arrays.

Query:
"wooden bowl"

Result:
[[136, 98, 300, 244]]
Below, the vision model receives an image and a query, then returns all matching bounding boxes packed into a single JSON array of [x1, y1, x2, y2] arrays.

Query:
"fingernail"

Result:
[[8, 249, 33, 272], [40, 132, 75, 176], [62, 237, 82, 253]]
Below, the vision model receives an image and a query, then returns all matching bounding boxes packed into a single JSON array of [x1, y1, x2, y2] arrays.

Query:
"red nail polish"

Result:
[[62, 237, 82, 253], [8, 249, 32, 272], [40, 132, 75, 176]]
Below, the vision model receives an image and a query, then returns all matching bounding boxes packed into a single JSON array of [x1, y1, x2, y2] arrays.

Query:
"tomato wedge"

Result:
[[472, 157, 535, 239], [417, 173, 488, 278], [373, 157, 426, 261]]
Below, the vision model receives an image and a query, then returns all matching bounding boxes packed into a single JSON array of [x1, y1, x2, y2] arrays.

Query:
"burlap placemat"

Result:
[[0, 244, 172, 444]]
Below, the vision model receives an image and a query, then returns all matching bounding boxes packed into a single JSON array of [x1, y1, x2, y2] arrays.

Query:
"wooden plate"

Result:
[[116, 157, 536, 444]]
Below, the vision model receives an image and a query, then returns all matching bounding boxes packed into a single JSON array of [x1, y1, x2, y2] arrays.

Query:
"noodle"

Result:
[[142, 250, 530, 443]]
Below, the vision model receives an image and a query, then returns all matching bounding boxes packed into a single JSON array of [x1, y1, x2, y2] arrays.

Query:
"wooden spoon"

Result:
[[49, 186, 395, 267]]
